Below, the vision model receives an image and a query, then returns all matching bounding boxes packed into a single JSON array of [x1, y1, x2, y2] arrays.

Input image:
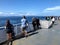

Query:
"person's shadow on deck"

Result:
[[13, 30, 39, 41], [28, 31, 38, 36], [2, 29, 40, 45], [48, 22, 58, 29]]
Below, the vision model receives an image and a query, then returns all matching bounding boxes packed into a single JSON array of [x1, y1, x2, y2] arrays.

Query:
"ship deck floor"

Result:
[[2, 20, 60, 45]]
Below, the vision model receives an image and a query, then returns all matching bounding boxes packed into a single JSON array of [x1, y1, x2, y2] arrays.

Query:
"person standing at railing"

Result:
[[21, 16, 28, 37], [51, 16, 55, 26], [36, 18, 40, 29], [5, 20, 14, 45], [32, 17, 37, 30]]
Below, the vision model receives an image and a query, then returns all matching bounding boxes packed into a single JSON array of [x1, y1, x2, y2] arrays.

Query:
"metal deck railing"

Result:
[[0, 22, 33, 43], [0, 20, 52, 43]]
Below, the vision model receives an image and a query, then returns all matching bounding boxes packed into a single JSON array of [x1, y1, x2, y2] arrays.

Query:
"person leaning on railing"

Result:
[[5, 20, 14, 45]]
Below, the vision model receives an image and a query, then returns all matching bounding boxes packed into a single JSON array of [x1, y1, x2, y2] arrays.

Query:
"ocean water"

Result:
[[0, 16, 46, 27]]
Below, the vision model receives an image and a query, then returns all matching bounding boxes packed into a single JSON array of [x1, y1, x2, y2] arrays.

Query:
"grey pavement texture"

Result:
[[12, 20, 60, 45]]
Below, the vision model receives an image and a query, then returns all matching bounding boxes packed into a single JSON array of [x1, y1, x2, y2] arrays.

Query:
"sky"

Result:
[[0, 0, 60, 16]]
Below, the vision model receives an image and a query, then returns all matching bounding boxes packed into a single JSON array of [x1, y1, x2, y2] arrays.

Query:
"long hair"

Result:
[[6, 20, 11, 27]]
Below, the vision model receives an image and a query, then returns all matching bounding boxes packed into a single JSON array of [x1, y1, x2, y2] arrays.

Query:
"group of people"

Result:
[[5, 16, 55, 45], [5, 16, 40, 45], [32, 17, 40, 30], [46, 16, 55, 27]]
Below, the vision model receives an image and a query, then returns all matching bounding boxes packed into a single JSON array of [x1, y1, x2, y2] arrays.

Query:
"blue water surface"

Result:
[[0, 16, 46, 27]]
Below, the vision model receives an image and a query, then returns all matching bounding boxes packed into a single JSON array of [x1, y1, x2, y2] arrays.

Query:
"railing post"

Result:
[[14, 24, 18, 36]]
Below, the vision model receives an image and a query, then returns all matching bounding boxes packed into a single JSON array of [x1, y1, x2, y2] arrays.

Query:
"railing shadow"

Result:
[[48, 22, 58, 29], [28, 31, 38, 36], [13, 30, 39, 41], [54, 23, 58, 25]]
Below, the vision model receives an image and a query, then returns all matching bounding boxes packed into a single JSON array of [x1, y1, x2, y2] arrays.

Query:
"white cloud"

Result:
[[0, 12, 3, 14], [45, 6, 60, 11], [5, 13, 9, 14], [38, 6, 60, 16], [0, 12, 36, 16], [19, 12, 36, 16], [42, 6, 60, 13], [9, 13, 15, 14], [26, 12, 34, 15]]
